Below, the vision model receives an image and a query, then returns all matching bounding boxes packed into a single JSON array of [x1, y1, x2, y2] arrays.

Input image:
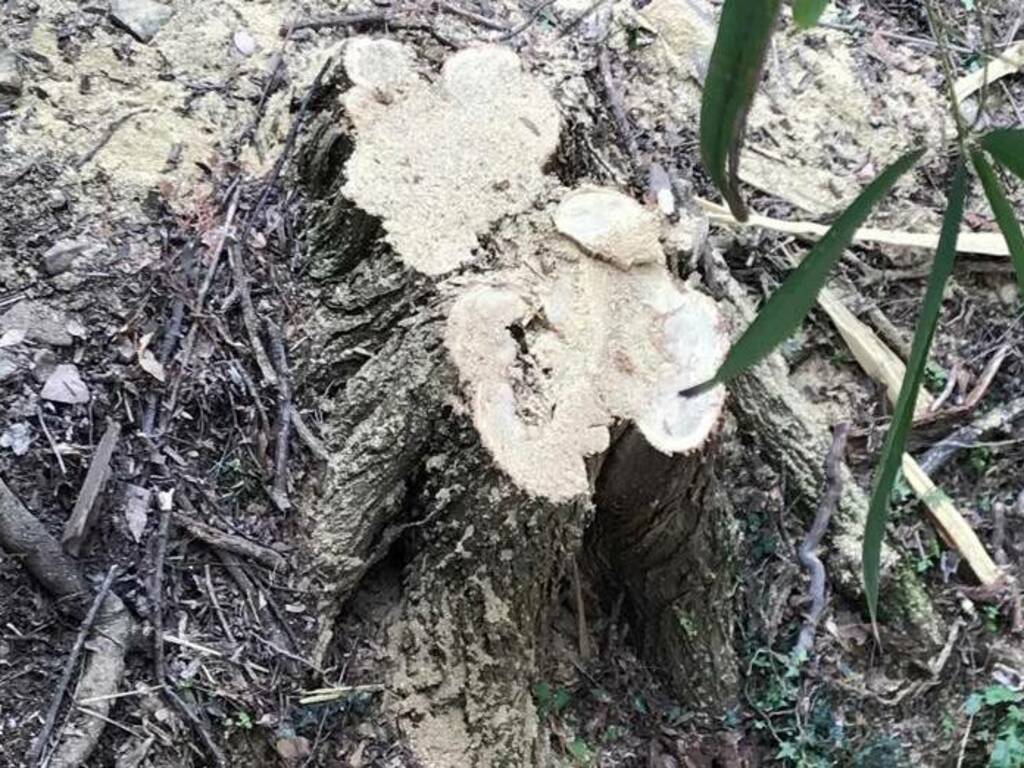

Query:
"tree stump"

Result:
[[295, 40, 738, 765]]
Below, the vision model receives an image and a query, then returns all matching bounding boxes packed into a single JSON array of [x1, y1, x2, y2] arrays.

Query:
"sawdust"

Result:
[[3, 0, 323, 216], [446, 189, 727, 502], [634, 0, 946, 216], [342, 40, 561, 275]]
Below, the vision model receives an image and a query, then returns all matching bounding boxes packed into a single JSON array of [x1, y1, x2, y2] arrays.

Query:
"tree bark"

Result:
[[294, 84, 739, 765]]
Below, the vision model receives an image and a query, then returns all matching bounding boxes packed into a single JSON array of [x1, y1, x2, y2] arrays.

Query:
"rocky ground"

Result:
[[1, 0, 1024, 766]]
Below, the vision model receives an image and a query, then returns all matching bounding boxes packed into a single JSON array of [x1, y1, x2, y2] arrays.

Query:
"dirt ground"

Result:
[[2, 0, 1024, 765]]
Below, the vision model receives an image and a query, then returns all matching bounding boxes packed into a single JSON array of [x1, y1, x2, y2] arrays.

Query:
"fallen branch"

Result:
[[28, 566, 117, 765], [794, 424, 848, 660], [62, 420, 121, 556], [48, 585, 133, 768], [266, 321, 293, 512], [0, 478, 88, 615], [698, 197, 1011, 257], [917, 394, 1024, 476], [174, 496, 286, 571]]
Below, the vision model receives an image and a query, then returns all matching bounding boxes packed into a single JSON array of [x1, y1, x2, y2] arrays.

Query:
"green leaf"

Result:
[[981, 129, 1024, 181], [972, 149, 1024, 299], [683, 149, 923, 396], [699, 0, 783, 222], [863, 160, 968, 623], [793, 0, 829, 27]]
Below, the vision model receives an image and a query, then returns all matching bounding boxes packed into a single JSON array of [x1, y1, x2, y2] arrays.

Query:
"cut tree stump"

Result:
[[294, 40, 738, 766]]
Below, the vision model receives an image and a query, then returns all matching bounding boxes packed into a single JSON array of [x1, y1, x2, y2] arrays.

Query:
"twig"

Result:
[[160, 187, 241, 436], [283, 11, 390, 34], [205, 564, 237, 644], [571, 556, 590, 660], [793, 424, 848, 660], [917, 394, 1024, 476], [62, 421, 121, 556], [0, 479, 89, 616], [36, 407, 67, 475], [174, 496, 286, 571], [438, 1, 508, 30], [227, 243, 278, 386], [698, 196, 1013, 257], [265, 321, 293, 512], [597, 47, 643, 186], [289, 407, 331, 462], [74, 108, 151, 169], [29, 566, 117, 766], [491, 0, 557, 41]]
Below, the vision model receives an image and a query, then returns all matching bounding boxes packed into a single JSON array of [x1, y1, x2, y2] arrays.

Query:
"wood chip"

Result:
[[63, 421, 121, 556]]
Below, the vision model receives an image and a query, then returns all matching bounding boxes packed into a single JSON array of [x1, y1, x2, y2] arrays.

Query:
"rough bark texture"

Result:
[[295, 85, 739, 764], [587, 426, 738, 718]]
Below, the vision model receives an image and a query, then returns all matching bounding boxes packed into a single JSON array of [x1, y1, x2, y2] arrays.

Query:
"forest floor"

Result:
[[2, 0, 1024, 766]]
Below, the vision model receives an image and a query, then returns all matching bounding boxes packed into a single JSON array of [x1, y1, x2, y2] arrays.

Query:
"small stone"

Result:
[[42, 239, 91, 275], [998, 282, 1020, 306], [0, 423, 32, 456], [0, 50, 22, 101], [109, 0, 174, 43], [0, 300, 73, 346], [233, 28, 256, 57], [47, 190, 68, 210], [41, 364, 90, 404]]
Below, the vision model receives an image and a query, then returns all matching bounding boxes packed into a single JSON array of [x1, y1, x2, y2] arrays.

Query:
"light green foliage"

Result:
[[966, 685, 1024, 767], [863, 162, 968, 620], [982, 130, 1024, 180], [697, 2, 1024, 620], [793, 0, 829, 28], [686, 150, 921, 396], [973, 148, 1024, 298]]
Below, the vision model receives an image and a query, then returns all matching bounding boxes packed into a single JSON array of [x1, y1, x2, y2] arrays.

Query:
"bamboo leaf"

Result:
[[699, 0, 783, 222], [972, 149, 1024, 299], [981, 129, 1024, 181], [793, 0, 829, 28], [863, 160, 968, 624], [682, 149, 923, 396]]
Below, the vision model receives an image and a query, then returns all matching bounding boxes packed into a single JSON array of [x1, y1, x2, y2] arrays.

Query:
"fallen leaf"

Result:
[[0, 422, 32, 455], [124, 483, 152, 542], [40, 364, 90, 404], [138, 348, 166, 381]]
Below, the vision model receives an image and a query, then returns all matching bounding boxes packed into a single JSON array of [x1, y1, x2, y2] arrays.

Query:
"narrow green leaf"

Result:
[[863, 160, 969, 623], [972, 149, 1024, 298], [981, 129, 1024, 181], [793, 0, 829, 28], [699, 0, 783, 222], [682, 149, 923, 396]]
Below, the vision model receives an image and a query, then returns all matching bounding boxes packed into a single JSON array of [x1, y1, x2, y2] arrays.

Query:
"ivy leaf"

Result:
[[972, 149, 1024, 299], [699, 0, 783, 222], [981, 129, 1024, 181], [793, 0, 829, 28], [863, 160, 968, 624], [682, 149, 923, 396]]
